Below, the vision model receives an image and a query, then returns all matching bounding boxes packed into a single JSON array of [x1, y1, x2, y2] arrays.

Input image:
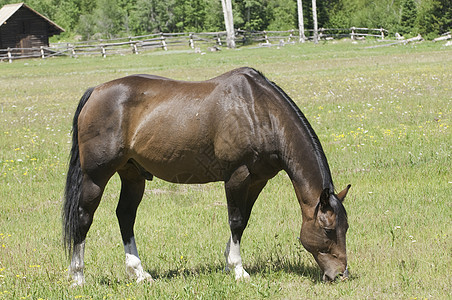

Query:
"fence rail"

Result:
[[1, 27, 388, 62]]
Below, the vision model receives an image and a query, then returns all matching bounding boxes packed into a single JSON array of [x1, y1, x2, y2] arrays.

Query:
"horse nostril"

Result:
[[323, 269, 349, 282], [322, 273, 334, 282]]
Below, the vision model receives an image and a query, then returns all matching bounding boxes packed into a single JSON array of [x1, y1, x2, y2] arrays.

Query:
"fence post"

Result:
[[160, 33, 167, 51], [7, 48, 12, 63], [217, 33, 221, 46], [40, 46, 45, 59], [351, 27, 356, 40], [129, 37, 138, 54], [263, 31, 269, 44], [288, 30, 294, 43], [101, 45, 106, 58], [132, 42, 138, 54], [189, 33, 194, 49], [71, 45, 76, 58], [380, 28, 385, 39]]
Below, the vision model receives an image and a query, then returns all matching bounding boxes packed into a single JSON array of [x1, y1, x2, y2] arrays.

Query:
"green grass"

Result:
[[0, 40, 450, 299]]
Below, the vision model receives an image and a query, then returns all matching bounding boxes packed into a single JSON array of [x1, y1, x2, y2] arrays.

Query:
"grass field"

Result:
[[0, 40, 450, 299]]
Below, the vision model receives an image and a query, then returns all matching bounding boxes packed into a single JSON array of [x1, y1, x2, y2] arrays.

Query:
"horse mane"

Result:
[[253, 69, 334, 192], [252, 69, 348, 226]]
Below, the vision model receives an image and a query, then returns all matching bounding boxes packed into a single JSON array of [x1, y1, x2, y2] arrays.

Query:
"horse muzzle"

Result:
[[322, 267, 349, 282]]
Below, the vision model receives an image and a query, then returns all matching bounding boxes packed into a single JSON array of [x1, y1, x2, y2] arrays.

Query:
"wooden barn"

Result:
[[0, 2, 64, 53]]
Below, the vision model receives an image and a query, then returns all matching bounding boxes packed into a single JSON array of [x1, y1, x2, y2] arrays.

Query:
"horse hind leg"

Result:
[[69, 241, 85, 286], [68, 173, 108, 286], [117, 163, 153, 283]]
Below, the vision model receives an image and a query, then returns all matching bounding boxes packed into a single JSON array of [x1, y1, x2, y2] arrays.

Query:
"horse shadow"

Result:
[[145, 258, 325, 283], [96, 258, 354, 286]]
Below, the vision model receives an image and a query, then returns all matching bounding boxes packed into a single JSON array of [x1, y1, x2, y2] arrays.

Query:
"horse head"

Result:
[[300, 185, 351, 281]]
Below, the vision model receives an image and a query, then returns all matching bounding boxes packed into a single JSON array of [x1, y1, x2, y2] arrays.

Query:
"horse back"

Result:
[[77, 67, 281, 183]]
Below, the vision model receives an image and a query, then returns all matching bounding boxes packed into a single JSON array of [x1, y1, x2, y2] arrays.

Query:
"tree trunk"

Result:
[[312, 0, 318, 44], [221, 0, 236, 48], [297, 0, 305, 42]]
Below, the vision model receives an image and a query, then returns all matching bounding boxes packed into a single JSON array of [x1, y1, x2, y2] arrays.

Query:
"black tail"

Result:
[[63, 87, 95, 256]]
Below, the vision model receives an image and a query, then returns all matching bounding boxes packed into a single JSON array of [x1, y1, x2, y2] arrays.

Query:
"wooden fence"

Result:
[[0, 27, 388, 62]]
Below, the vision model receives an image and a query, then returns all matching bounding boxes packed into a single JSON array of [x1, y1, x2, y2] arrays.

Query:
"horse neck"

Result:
[[275, 106, 334, 219]]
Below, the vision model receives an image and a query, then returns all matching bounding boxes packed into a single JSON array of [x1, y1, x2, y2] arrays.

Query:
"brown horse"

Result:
[[63, 67, 350, 285]]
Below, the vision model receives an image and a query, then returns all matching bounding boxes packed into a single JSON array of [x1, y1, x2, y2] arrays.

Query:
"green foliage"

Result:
[[346, 0, 401, 31], [266, 0, 297, 31], [326, 0, 354, 28], [52, 0, 80, 32], [95, 0, 122, 38], [77, 13, 95, 39], [233, 0, 270, 31], [129, 0, 175, 34], [174, 0, 208, 32], [416, 0, 452, 38], [203, 0, 224, 31], [399, 0, 417, 35], [0, 0, 450, 39]]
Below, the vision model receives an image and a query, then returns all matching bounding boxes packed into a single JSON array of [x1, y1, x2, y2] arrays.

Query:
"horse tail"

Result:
[[63, 87, 95, 256]]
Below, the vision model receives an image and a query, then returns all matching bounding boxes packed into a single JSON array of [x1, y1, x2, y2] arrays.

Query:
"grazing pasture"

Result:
[[0, 41, 450, 299]]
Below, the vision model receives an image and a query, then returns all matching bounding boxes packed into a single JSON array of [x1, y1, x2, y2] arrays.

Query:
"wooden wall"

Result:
[[0, 6, 50, 52]]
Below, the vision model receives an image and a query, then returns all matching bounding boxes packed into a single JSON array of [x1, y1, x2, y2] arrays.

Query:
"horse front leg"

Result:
[[224, 235, 249, 281], [123, 237, 153, 283], [117, 166, 153, 283], [223, 166, 267, 281]]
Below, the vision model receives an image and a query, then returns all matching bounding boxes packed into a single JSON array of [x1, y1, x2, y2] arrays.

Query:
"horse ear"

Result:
[[319, 188, 330, 208], [337, 184, 351, 203]]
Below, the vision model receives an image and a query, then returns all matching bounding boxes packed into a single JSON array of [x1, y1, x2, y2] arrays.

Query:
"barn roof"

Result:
[[0, 2, 65, 34]]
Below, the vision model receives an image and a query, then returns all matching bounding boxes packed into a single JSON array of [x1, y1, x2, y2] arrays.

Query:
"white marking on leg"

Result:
[[124, 237, 153, 283], [68, 241, 85, 286], [224, 236, 250, 281]]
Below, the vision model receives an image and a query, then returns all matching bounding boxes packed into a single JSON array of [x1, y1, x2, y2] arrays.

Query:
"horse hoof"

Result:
[[235, 270, 250, 282], [68, 270, 85, 287], [136, 272, 154, 284], [69, 277, 85, 287]]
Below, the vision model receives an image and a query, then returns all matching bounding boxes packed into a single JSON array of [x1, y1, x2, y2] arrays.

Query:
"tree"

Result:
[[233, 0, 269, 31], [400, 0, 417, 35], [52, 0, 81, 32], [324, 0, 352, 29], [77, 14, 95, 39], [117, 0, 137, 35], [297, 0, 305, 42], [417, 0, 452, 38], [75, 0, 133, 39], [93, 0, 123, 38], [312, 0, 318, 43], [221, 0, 235, 48], [129, 0, 176, 34], [267, 0, 297, 31], [204, 0, 224, 31], [173, 0, 207, 32]]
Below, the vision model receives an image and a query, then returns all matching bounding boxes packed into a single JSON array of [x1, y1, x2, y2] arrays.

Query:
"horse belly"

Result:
[[128, 118, 232, 183], [132, 149, 231, 184]]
